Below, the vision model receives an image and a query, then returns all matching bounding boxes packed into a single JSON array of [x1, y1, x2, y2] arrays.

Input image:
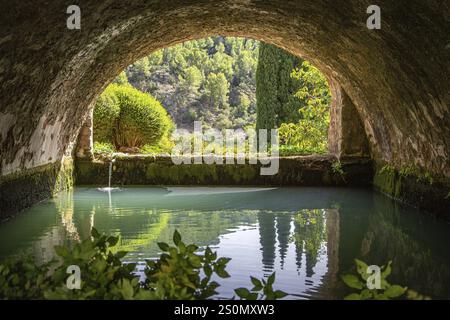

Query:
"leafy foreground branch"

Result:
[[0, 228, 286, 300]]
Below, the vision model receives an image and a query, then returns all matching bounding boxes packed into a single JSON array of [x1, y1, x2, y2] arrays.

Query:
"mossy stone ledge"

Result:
[[74, 155, 373, 187], [373, 166, 450, 220]]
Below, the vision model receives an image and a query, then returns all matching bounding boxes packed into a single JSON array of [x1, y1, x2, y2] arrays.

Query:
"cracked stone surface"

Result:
[[0, 0, 449, 180]]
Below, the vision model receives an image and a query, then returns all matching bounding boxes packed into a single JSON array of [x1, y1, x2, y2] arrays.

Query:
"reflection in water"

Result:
[[258, 212, 277, 273], [276, 213, 291, 269], [0, 187, 450, 299], [294, 210, 327, 278]]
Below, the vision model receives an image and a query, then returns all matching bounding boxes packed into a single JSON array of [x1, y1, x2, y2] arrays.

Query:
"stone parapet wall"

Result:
[[74, 155, 373, 187]]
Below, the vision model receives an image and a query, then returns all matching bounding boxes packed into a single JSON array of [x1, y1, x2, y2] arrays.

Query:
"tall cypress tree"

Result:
[[256, 43, 279, 130], [256, 42, 302, 129]]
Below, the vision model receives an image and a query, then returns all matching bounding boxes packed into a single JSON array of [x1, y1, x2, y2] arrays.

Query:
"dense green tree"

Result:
[[204, 72, 230, 110], [180, 66, 202, 91], [256, 42, 303, 129], [256, 43, 279, 130]]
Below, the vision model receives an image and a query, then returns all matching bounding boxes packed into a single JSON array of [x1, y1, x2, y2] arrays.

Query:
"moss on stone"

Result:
[[74, 155, 372, 187], [0, 157, 74, 221], [373, 165, 450, 220], [53, 157, 74, 196], [374, 165, 397, 196]]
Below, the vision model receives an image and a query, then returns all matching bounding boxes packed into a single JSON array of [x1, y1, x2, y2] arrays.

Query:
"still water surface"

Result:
[[1, 186, 449, 299]]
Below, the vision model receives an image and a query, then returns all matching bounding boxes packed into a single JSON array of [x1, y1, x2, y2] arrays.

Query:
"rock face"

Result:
[[0, 1, 449, 215]]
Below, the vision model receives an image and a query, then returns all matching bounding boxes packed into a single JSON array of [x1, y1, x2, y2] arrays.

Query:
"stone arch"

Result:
[[0, 1, 449, 217]]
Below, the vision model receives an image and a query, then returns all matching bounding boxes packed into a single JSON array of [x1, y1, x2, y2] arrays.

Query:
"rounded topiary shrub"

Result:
[[93, 84, 174, 152], [93, 85, 121, 143]]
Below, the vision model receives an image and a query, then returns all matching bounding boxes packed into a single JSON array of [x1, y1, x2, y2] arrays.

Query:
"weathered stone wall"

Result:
[[373, 166, 450, 220], [74, 155, 373, 187], [0, 157, 74, 221], [328, 80, 370, 157]]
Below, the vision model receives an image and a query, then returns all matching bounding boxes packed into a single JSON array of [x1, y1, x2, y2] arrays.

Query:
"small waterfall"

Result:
[[108, 159, 115, 189], [98, 158, 120, 192]]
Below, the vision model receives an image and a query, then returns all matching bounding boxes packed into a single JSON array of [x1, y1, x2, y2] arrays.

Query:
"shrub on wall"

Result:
[[114, 85, 173, 149], [93, 84, 174, 152]]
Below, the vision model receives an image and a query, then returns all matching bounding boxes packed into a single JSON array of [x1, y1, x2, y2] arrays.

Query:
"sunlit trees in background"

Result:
[[124, 37, 259, 130], [256, 42, 331, 155], [278, 61, 331, 155], [97, 37, 331, 155]]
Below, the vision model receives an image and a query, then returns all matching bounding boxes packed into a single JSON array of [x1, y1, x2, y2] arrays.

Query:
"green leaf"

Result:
[[126, 263, 137, 273], [267, 273, 276, 286], [157, 242, 170, 252], [211, 251, 217, 261], [186, 244, 198, 253], [178, 242, 186, 254], [341, 274, 364, 290], [107, 236, 119, 246], [115, 251, 128, 259], [274, 290, 288, 299], [247, 293, 259, 300], [407, 290, 419, 300], [359, 289, 372, 300], [217, 257, 231, 266], [235, 288, 250, 299], [54, 245, 68, 257], [91, 228, 100, 238], [120, 279, 134, 300], [209, 281, 220, 291], [381, 279, 389, 290], [216, 269, 230, 278], [173, 230, 182, 246], [355, 259, 369, 280], [146, 260, 156, 268], [265, 292, 275, 300], [374, 293, 388, 300], [250, 276, 262, 288], [169, 247, 178, 257], [381, 261, 392, 279], [93, 259, 107, 273], [203, 265, 213, 277], [44, 290, 64, 300], [344, 293, 362, 300], [204, 247, 213, 260], [385, 285, 407, 298], [188, 255, 202, 268]]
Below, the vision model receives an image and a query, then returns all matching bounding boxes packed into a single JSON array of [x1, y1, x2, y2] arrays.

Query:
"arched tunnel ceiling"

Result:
[[0, 0, 449, 178]]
